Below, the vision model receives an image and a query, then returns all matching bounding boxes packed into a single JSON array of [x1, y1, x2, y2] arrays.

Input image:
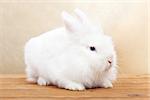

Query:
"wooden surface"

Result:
[[0, 74, 150, 100]]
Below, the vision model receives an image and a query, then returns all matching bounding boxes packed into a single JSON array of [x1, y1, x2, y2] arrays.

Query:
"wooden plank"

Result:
[[0, 74, 149, 100], [0, 89, 149, 98], [0, 97, 149, 100], [0, 82, 149, 90]]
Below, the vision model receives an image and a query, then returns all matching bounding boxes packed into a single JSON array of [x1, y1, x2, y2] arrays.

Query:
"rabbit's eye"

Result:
[[90, 46, 96, 51]]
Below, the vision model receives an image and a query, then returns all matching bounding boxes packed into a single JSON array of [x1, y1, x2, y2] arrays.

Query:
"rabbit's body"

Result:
[[25, 9, 117, 90]]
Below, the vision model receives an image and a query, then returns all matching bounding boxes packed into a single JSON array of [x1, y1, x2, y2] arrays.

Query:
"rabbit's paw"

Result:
[[64, 82, 85, 91], [37, 77, 49, 86], [101, 80, 113, 88], [27, 77, 37, 83]]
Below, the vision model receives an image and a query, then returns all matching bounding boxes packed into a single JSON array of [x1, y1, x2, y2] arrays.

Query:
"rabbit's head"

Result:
[[62, 9, 117, 72]]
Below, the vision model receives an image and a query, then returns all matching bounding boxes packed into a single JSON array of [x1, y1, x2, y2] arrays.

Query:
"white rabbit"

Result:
[[24, 9, 117, 90]]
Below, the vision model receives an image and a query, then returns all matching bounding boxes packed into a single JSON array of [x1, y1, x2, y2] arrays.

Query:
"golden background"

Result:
[[0, 0, 149, 74]]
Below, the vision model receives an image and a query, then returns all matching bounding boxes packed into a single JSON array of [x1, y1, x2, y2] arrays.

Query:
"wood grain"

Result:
[[0, 74, 150, 100]]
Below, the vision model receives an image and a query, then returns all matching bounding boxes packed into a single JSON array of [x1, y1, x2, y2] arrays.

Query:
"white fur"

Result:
[[24, 9, 117, 90]]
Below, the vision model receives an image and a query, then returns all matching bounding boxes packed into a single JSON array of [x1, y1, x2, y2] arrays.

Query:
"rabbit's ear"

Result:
[[75, 8, 104, 34], [62, 11, 81, 33], [74, 8, 90, 25]]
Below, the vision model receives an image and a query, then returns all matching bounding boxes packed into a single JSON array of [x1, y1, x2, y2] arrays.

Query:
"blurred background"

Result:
[[0, 0, 149, 74]]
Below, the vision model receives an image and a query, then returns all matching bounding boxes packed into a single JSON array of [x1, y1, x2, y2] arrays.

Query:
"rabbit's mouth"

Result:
[[105, 62, 112, 72]]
